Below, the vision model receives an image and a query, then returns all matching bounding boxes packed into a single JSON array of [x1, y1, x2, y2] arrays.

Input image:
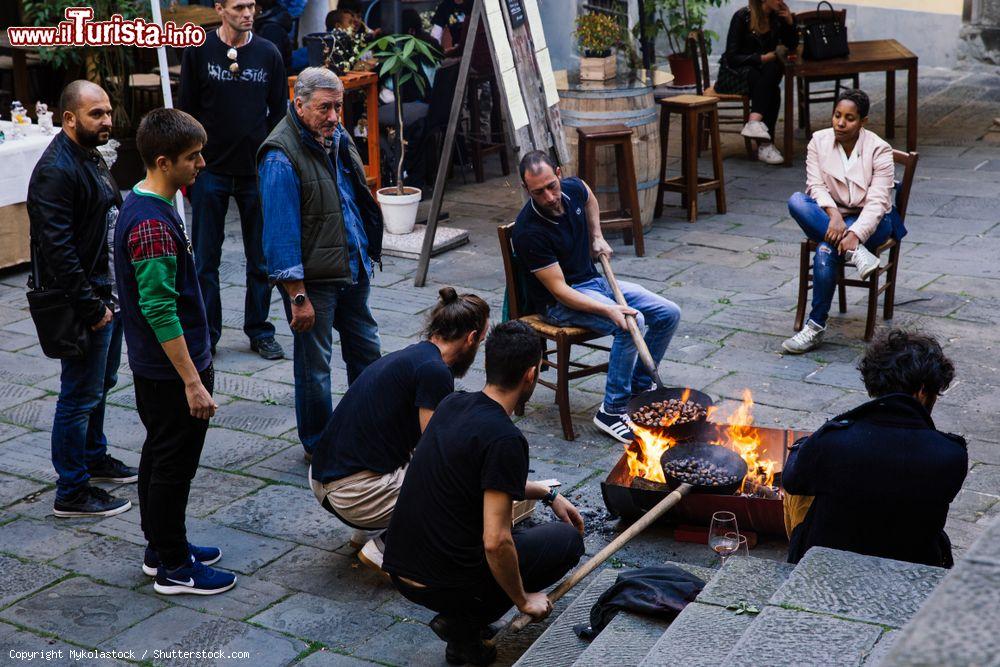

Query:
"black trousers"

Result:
[[392, 522, 585, 631], [134, 365, 213, 569], [747, 60, 784, 139]]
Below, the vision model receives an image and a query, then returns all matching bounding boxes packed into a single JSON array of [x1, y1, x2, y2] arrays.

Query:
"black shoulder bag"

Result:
[[26, 240, 89, 359], [802, 1, 849, 61]]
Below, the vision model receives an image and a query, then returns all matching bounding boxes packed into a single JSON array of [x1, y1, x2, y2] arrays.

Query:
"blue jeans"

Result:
[[546, 276, 681, 414], [51, 313, 123, 500], [189, 169, 276, 347], [282, 276, 381, 453], [788, 192, 897, 327]]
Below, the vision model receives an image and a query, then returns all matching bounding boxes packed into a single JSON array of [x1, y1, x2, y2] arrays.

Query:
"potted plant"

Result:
[[636, 0, 724, 87], [366, 34, 440, 235], [575, 12, 624, 81]]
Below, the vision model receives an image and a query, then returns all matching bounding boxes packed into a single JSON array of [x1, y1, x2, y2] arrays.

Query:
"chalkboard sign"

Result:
[[505, 0, 525, 28]]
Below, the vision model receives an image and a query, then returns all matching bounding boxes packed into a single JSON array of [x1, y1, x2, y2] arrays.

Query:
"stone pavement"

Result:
[[1, 65, 999, 665]]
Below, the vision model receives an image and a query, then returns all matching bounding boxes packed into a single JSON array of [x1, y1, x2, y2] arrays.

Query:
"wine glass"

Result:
[[709, 511, 739, 566], [727, 532, 750, 559]]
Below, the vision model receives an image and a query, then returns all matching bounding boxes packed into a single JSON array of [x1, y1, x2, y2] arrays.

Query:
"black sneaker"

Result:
[[88, 454, 138, 483], [53, 486, 131, 518], [250, 336, 284, 360], [593, 408, 635, 443], [143, 543, 222, 577]]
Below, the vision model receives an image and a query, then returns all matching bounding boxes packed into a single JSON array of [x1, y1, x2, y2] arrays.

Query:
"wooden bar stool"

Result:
[[576, 124, 645, 257], [655, 95, 726, 222], [466, 71, 510, 183]]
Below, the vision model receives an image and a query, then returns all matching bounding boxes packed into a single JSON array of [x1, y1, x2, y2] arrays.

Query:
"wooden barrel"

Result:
[[559, 73, 660, 230]]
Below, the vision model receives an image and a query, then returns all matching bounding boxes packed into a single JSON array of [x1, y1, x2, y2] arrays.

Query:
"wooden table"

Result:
[[783, 39, 917, 166], [159, 4, 222, 28], [287, 70, 381, 191]]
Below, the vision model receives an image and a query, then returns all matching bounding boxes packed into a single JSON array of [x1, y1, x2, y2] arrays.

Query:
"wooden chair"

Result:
[[795, 8, 859, 138], [498, 223, 610, 441], [577, 124, 645, 256], [687, 30, 754, 161], [794, 150, 919, 340]]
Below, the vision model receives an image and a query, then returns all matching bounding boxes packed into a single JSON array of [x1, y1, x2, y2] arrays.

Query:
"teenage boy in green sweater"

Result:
[[114, 108, 236, 595]]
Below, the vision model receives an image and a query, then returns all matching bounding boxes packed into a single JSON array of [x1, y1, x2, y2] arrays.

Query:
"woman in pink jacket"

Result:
[[783, 89, 905, 353]]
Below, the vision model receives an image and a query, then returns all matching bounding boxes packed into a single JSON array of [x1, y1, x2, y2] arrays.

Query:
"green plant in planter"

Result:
[[575, 12, 625, 58], [636, 0, 725, 58], [365, 34, 440, 195], [21, 0, 144, 130]]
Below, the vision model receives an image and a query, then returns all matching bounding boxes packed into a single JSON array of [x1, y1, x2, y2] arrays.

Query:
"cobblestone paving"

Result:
[[1, 66, 998, 665]]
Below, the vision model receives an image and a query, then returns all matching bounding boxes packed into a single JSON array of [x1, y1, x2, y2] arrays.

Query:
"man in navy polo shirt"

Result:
[[511, 151, 681, 443]]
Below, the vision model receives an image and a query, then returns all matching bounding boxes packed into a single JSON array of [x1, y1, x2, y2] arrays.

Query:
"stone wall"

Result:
[[960, 0, 1000, 64]]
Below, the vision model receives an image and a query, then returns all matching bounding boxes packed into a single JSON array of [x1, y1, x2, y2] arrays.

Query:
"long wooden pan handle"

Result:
[[598, 254, 663, 388], [498, 483, 693, 638]]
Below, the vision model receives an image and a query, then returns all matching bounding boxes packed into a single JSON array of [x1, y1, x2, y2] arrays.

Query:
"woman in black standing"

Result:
[[717, 0, 797, 165]]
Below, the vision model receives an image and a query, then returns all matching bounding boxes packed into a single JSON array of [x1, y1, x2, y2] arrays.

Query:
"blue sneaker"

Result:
[[153, 559, 236, 596], [143, 543, 222, 576]]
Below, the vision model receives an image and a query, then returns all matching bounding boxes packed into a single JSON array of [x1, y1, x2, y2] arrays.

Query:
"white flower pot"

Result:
[[377, 187, 422, 235]]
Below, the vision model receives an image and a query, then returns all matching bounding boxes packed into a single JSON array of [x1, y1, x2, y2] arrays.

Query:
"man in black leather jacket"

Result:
[[783, 329, 968, 568], [27, 80, 137, 518]]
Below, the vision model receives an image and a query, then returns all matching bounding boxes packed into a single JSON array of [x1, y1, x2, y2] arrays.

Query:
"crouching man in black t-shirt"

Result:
[[383, 321, 586, 666], [309, 288, 490, 571]]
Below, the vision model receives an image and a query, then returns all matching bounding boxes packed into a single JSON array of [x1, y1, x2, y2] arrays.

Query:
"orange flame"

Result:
[[626, 424, 676, 483], [712, 389, 776, 493]]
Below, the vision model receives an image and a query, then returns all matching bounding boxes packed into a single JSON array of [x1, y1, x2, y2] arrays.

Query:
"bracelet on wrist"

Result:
[[541, 488, 559, 506]]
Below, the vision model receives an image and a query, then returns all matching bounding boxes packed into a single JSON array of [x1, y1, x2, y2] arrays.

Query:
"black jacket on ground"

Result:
[[783, 393, 968, 568], [721, 7, 797, 69], [27, 131, 121, 327]]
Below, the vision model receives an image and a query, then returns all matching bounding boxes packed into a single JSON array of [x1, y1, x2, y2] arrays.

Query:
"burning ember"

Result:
[[626, 389, 781, 497]]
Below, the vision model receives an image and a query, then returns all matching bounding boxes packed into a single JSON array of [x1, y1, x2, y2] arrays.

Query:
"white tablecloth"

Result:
[[0, 121, 57, 208]]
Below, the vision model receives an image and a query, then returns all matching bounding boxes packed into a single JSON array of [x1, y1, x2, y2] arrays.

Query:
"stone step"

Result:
[[639, 556, 795, 667], [571, 562, 714, 667], [512, 568, 620, 667], [721, 547, 948, 666]]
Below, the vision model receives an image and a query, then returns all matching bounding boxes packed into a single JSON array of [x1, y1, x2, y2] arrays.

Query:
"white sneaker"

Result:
[[757, 143, 784, 165], [358, 536, 385, 574], [782, 320, 825, 354], [846, 245, 880, 280], [740, 120, 771, 141]]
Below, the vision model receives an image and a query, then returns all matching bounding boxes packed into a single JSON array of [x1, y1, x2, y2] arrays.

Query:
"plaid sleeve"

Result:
[[127, 219, 177, 262]]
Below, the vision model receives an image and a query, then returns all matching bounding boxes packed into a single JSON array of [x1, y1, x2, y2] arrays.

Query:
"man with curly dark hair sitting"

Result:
[[783, 329, 968, 568]]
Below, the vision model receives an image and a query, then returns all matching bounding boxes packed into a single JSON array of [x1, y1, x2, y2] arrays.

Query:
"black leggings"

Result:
[[391, 522, 585, 632], [134, 366, 213, 569], [747, 60, 784, 140]]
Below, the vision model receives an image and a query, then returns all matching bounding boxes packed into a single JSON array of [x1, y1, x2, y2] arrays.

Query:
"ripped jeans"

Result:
[[788, 192, 897, 327]]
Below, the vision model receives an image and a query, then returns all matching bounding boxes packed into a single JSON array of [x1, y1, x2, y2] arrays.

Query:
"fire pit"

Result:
[[601, 390, 810, 538]]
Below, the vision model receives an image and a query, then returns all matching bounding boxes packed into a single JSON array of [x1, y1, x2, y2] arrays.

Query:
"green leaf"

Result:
[[379, 55, 399, 76], [402, 38, 415, 60]]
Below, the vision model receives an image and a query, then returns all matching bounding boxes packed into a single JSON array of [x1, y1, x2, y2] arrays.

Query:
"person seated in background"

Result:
[[512, 151, 681, 444], [383, 321, 585, 667], [715, 0, 797, 165], [782, 89, 905, 353], [254, 0, 293, 69], [783, 329, 968, 568], [308, 288, 489, 571]]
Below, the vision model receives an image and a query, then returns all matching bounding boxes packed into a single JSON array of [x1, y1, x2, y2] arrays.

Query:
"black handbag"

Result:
[[26, 241, 89, 359], [714, 63, 752, 96], [801, 1, 849, 61]]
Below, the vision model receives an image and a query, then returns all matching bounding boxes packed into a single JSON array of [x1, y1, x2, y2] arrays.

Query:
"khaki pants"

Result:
[[309, 465, 407, 530]]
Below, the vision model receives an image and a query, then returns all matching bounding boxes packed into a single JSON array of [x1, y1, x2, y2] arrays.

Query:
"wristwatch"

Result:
[[541, 487, 559, 507], [292, 293, 307, 306]]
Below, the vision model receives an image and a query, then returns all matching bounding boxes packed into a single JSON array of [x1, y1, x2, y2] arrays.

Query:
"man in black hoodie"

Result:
[[179, 0, 286, 360], [783, 329, 968, 568]]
